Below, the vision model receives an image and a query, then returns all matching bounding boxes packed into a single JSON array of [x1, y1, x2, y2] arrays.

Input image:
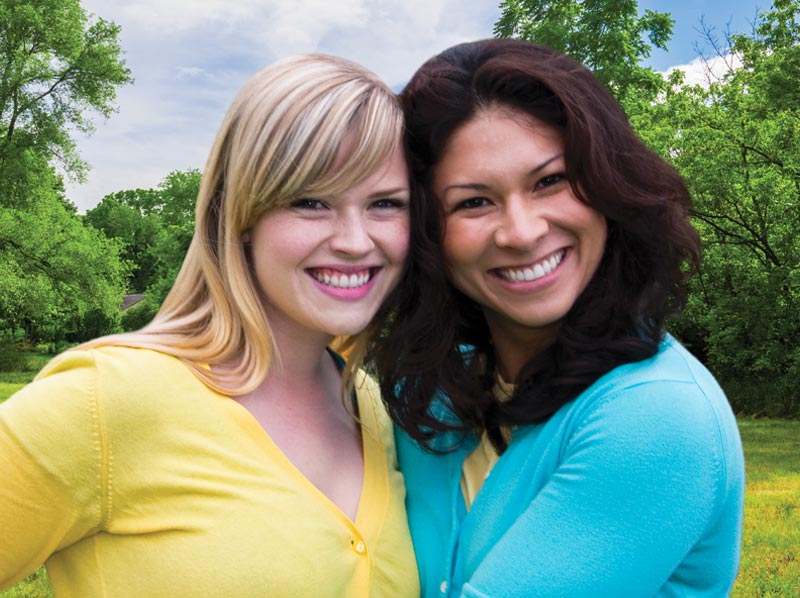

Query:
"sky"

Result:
[[66, 0, 766, 213]]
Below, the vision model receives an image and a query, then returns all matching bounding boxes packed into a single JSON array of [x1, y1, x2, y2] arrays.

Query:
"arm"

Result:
[[0, 351, 105, 588], [462, 380, 738, 597]]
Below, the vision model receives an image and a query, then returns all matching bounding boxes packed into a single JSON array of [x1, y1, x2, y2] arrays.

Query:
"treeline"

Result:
[[0, 0, 131, 346], [497, 0, 800, 417], [1, 0, 798, 416]]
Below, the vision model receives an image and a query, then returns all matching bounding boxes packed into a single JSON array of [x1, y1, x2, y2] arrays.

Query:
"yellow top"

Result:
[[460, 374, 515, 511], [0, 346, 419, 597]]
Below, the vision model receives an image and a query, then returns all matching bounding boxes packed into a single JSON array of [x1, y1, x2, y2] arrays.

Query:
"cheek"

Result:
[[384, 220, 410, 264], [586, 213, 608, 266], [441, 223, 483, 295], [442, 221, 478, 269]]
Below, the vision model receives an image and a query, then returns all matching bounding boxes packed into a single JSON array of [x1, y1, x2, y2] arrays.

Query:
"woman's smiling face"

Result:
[[433, 107, 607, 347], [248, 137, 410, 342]]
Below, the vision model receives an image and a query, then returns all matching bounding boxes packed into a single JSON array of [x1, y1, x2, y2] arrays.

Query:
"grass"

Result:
[[1, 363, 798, 596], [732, 418, 800, 597]]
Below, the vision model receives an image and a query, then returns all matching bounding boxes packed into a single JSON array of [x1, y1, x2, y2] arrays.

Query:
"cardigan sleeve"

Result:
[[0, 350, 107, 589], [461, 378, 737, 598]]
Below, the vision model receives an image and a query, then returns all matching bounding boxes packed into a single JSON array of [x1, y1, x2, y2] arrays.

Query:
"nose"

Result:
[[330, 212, 376, 256], [493, 195, 549, 250]]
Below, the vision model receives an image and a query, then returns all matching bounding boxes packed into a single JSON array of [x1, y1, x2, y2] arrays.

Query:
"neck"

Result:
[[263, 302, 338, 380], [230, 308, 343, 414], [486, 320, 557, 383]]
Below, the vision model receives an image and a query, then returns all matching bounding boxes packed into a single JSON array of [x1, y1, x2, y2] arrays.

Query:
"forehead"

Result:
[[435, 108, 563, 183]]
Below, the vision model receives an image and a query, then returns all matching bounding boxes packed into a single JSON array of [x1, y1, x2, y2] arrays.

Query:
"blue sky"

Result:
[[66, 0, 767, 213], [639, 0, 764, 70]]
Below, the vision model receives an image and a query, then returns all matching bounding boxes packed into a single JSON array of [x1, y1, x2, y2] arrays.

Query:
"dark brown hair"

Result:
[[371, 39, 701, 451]]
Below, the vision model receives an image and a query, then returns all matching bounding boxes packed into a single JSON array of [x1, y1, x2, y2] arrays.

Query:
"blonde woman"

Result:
[[0, 54, 419, 597]]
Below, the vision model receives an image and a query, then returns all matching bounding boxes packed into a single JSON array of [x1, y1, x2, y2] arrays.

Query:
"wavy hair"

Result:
[[372, 39, 701, 451], [82, 54, 404, 396]]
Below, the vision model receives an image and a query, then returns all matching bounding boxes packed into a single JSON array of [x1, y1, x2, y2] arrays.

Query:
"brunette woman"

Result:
[[374, 39, 744, 597]]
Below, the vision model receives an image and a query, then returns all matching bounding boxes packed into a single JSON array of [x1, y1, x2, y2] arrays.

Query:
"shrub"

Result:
[[0, 342, 31, 372]]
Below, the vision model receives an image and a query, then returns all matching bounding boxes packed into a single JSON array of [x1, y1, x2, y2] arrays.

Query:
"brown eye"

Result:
[[452, 197, 489, 212], [536, 173, 566, 189]]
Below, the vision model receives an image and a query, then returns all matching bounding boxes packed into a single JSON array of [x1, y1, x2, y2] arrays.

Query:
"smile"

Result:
[[308, 267, 373, 289], [495, 249, 566, 282]]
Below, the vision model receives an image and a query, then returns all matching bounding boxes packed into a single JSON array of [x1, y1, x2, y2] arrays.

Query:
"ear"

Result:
[[241, 231, 251, 244]]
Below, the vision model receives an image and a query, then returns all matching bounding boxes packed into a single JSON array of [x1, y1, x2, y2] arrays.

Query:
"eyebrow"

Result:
[[441, 154, 563, 193], [366, 186, 410, 198]]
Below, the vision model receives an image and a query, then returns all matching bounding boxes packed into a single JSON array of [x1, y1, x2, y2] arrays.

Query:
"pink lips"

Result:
[[307, 267, 379, 301]]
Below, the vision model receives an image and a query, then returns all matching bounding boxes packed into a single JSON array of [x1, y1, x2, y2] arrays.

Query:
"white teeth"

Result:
[[499, 250, 564, 283], [311, 270, 371, 289]]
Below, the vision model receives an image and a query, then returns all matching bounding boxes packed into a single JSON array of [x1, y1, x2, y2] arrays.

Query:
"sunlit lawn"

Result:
[[732, 418, 800, 597], [1, 366, 798, 596]]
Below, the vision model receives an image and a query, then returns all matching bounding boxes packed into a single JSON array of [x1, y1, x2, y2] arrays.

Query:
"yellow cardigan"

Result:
[[0, 346, 419, 597]]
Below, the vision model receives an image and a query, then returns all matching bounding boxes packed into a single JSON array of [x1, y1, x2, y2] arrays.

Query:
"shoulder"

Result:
[[29, 345, 210, 430], [34, 345, 187, 402], [39, 345, 191, 383], [577, 335, 732, 421], [37, 345, 192, 381], [555, 334, 743, 505]]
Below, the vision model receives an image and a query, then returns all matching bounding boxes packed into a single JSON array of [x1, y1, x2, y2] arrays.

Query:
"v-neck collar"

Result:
[[223, 360, 388, 538]]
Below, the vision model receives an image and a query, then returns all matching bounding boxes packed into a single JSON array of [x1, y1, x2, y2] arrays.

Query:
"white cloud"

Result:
[[665, 53, 743, 87], [66, 0, 501, 213], [176, 67, 208, 79]]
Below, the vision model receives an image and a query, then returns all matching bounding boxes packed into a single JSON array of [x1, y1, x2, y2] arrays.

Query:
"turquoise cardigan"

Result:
[[396, 335, 744, 597]]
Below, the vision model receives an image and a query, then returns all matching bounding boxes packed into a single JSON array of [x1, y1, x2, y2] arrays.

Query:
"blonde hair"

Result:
[[82, 54, 404, 396]]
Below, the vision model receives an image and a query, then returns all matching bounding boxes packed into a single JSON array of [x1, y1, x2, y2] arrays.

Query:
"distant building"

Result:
[[121, 294, 146, 311]]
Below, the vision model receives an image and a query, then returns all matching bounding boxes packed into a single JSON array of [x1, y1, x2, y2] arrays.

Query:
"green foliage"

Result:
[[0, 342, 29, 372], [0, 183, 128, 343], [494, 0, 674, 102], [0, 0, 133, 345], [84, 192, 161, 292], [643, 2, 800, 417], [84, 169, 201, 309], [120, 297, 157, 332], [0, 0, 132, 184]]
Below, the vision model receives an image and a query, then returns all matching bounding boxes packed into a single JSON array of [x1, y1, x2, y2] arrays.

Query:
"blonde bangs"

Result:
[[300, 90, 404, 202], [234, 60, 403, 221]]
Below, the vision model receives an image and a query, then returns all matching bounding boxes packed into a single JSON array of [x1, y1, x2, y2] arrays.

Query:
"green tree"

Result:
[[634, 0, 800, 416], [494, 0, 674, 102], [84, 191, 161, 293], [148, 169, 201, 294], [0, 0, 132, 193], [84, 170, 201, 327], [0, 0, 132, 344], [0, 166, 128, 343]]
